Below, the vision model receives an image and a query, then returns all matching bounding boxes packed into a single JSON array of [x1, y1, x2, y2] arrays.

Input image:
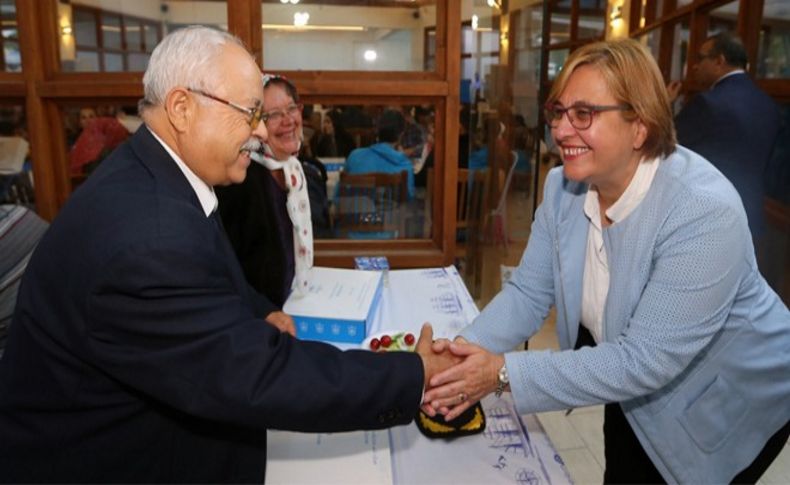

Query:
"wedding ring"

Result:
[[458, 392, 467, 403]]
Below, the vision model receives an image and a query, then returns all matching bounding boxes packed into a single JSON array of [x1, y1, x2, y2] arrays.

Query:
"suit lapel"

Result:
[[129, 126, 203, 212]]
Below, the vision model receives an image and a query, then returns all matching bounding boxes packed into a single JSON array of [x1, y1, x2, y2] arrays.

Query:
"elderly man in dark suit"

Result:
[[0, 26, 455, 483], [670, 32, 780, 240]]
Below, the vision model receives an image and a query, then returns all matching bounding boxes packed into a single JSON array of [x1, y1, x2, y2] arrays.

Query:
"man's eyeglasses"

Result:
[[544, 103, 633, 130], [187, 88, 265, 129], [263, 103, 303, 125]]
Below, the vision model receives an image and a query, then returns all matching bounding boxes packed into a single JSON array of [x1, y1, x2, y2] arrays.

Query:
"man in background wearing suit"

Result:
[[670, 32, 780, 242], [0, 26, 456, 483]]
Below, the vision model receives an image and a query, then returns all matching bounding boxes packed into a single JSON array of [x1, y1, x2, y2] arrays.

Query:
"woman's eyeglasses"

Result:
[[544, 103, 633, 130], [187, 88, 265, 129], [263, 103, 303, 126]]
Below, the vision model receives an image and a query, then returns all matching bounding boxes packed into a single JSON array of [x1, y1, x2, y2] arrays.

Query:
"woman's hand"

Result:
[[422, 340, 505, 421], [265, 311, 296, 337]]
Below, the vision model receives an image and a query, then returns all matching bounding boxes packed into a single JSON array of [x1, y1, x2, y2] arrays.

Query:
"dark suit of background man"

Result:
[[0, 26, 456, 483], [671, 32, 781, 241]]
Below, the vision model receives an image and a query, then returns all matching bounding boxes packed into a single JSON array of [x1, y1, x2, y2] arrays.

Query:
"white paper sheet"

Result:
[[373, 266, 479, 340], [266, 430, 392, 485]]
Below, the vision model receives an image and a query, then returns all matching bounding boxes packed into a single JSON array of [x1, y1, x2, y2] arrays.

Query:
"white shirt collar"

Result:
[[713, 69, 745, 88], [584, 156, 660, 226], [147, 127, 218, 217]]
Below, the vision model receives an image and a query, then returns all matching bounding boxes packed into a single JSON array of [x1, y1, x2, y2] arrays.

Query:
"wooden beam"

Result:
[[16, 0, 69, 220]]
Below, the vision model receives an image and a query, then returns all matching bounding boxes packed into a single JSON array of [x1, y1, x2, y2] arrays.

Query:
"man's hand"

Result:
[[265, 311, 296, 337], [414, 323, 462, 397], [667, 80, 683, 103]]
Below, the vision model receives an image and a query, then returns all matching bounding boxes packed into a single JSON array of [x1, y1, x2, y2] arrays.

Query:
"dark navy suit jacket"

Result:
[[675, 72, 780, 238], [0, 126, 422, 483]]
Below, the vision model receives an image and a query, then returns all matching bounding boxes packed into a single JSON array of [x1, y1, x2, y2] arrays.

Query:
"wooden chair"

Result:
[[335, 171, 408, 239], [457, 168, 490, 298], [487, 152, 519, 255]]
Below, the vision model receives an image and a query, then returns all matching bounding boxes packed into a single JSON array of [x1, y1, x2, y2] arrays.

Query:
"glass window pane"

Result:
[[578, 5, 606, 40], [125, 21, 142, 51], [462, 26, 475, 54], [0, 0, 19, 72], [639, 27, 661, 62], [462, 57, 476, 82], [73, 9, 97, 47], [261, 1, 437, 72], [669, 18, 690, 83], [143, 23, 159, 53], [548, 48, 569, 80], [73, 50, 99, 72], [2, 40, 20, 72], [300, 103, 435, 240], [127, 52, 150, 71], [707, 1, 739, 35], [61, 2, 224, 72], [480, 31, 499, 53], [103, 52, 123, 71], [757, 2, 790, 79], [101, 13, 122, 49], [0, 105, 36, 211], [550, 0, 571, 45]]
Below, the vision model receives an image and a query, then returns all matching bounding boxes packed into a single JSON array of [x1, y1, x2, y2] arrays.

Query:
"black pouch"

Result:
[[415, 402, 486, 439]]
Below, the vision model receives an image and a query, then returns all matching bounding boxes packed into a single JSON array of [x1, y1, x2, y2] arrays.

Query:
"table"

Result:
[[266, 266, 572, 484]]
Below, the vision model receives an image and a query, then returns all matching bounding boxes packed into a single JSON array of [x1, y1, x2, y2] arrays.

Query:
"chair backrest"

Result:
[[336, 171, 408, 238], [457, 168, 490, 233], [0, 205, 48, 358]]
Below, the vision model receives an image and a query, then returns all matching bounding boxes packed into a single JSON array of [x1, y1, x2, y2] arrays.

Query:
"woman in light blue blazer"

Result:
[[424, 39, 790, 484]]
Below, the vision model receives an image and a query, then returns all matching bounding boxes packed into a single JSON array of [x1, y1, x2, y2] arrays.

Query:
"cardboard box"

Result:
[[283, 267, 383, 344]]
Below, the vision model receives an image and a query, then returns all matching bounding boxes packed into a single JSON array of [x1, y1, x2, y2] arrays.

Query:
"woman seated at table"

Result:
[[423, 39, 790, 484], [216, 74, 329, 307]]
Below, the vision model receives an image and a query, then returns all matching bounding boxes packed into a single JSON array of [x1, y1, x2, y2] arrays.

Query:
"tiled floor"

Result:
[[461, 182, 790, 484]]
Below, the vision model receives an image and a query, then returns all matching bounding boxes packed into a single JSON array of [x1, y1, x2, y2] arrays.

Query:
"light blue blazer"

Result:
[[461, 146, 790, 484]]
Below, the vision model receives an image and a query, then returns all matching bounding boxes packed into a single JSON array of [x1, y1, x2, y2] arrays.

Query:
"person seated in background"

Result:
[[344, 109, 415, 199], [68, 114, 130, 177], [423, 38, 790, 485], [0, 204, 47, 359], [217, 73, 330, 307], [311, 109, 355, 159]]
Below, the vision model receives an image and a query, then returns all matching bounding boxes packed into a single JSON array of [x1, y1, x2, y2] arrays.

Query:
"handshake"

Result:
[[413, 323, 506, 422]]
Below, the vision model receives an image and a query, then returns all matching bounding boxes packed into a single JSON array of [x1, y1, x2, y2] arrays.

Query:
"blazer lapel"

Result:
[[555, 179, 588, 349]]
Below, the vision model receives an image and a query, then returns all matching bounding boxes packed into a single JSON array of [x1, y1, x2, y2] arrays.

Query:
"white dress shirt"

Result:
[[580, 157, 660, 342], [148, 127, 217, 217]]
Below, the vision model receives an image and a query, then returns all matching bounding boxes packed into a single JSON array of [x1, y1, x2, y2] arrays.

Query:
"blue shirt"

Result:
[[345, 143, 415, 199]]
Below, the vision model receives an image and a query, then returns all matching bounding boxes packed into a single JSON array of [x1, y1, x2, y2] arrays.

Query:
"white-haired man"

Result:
[[0, 26, 455, 483]]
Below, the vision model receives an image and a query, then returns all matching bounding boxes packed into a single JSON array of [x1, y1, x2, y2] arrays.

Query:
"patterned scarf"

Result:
[[251, 145, 313, 296]]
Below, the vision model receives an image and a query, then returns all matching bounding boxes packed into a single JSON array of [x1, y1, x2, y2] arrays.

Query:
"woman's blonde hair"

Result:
[[547, 39, 676, 159]]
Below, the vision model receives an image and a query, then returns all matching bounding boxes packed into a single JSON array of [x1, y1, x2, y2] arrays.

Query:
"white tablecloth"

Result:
[[266, 266, 572, 484]]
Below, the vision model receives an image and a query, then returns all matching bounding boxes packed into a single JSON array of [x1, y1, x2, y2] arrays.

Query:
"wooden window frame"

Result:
[[6, 0, 461, 269]]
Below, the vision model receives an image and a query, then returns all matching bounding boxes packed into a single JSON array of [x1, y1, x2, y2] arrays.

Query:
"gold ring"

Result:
[[458, 392, 467, 402]]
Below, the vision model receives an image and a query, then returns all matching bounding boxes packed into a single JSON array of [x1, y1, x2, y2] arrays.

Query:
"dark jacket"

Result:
[[675, 72, 780, 238], [0, 126, 423, 483]]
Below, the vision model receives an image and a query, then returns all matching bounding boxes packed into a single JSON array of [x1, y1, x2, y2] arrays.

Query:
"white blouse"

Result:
[[580, 157, 660, 342]]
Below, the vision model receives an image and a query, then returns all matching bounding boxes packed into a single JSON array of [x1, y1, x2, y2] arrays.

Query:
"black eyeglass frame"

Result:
[[187, 88, 266, 129], [544, 103, 633, 130]]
